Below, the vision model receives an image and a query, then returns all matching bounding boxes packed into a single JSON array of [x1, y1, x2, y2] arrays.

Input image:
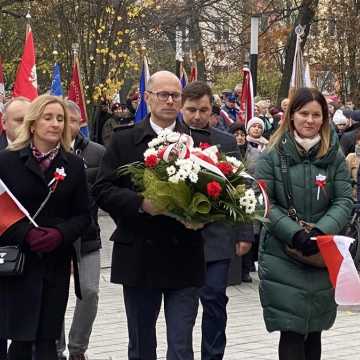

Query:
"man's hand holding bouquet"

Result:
[[118, 129, 268, 229]]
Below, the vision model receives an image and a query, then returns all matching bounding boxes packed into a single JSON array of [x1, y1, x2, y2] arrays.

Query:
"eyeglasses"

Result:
[[147, 91, 182, 102]]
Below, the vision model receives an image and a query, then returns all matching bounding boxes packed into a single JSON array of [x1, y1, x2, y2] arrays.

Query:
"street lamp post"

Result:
[[250, 15, 260, 97]]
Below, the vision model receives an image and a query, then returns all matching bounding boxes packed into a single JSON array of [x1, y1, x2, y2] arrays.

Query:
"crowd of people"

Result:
[[0, 70, 357, 360]]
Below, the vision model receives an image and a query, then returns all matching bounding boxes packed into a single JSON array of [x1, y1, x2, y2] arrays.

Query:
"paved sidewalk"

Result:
[[63, 214, 360, 359]]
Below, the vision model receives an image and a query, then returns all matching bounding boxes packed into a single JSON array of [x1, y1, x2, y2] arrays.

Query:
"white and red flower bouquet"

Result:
[[118, 129, 268, 226]]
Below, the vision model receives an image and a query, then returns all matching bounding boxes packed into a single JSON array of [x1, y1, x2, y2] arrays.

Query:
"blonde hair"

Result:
[[269, 88, 331, 158], [9, 95, 71, 152]]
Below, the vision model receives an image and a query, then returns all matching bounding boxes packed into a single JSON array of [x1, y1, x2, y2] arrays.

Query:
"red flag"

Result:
[[316, 235, 360, 305], [13, 26, 38, 100], [68, 57, 88, 125], [0, 178, 26, 236], [0, 57, 4, 132], [189, 62, 197, 82], [238, 67, 254, 127]]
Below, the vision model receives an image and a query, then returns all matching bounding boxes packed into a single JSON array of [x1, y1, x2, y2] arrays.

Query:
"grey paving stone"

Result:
[[62, 214, 360, 360]]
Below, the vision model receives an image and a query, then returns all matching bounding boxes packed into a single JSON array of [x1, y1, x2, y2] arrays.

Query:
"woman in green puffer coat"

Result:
[[255, 88, 353, 360]]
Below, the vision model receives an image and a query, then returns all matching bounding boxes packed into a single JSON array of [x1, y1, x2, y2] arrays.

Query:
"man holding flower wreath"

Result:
[[93, 71, 205, 360]]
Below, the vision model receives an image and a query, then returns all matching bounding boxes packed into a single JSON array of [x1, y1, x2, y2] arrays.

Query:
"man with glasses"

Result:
[[93, 71, 205, 360]]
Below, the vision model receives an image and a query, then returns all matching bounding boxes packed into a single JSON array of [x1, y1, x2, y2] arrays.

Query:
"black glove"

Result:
[[292, 228, 322, 256]]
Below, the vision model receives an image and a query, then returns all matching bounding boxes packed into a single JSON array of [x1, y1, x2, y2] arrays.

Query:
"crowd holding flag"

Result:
[[50, 62, 63, 96], [134, 55, 150, 123], [13, 25, 38, 100], [68, 54, 89, 137]]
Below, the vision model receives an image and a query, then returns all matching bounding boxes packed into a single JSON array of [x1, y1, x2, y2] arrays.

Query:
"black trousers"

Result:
[[123, 286, 199, 360], [0, 339, 6, 360], [279, 331, 321, 360], [7, 340, 57, 360]]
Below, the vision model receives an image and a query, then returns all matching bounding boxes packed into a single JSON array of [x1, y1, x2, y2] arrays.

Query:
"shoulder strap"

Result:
[[278, 142, 300, 222]]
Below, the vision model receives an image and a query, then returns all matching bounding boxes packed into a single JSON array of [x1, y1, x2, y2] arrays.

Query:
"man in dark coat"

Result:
[[340, 110, 360, 156], [0, 96, 30, 360], [57, 101, 106, 360], [0, 97, 30, 151], [181, 81, 254, 360], [93, 71, 205, 360], [101, 102, 135, 147]]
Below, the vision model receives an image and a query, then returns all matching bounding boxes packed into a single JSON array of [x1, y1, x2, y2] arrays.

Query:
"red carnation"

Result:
[[200, 142, 211, 150], [144, 154, 159, 168], [207, 181, 222, 199], [217, 162, 233, 176]]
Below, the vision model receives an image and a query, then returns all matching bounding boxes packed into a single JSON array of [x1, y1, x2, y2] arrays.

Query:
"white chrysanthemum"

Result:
[[245, 189, 255, 198], [166, 166, 177, 176], [178, 172, 187, 181], [245, 204, 256, 214], [189, 172, 199, 183], [144, 148, 158, 158], [147, 138, 159, 148], [240, 197, 248, 206]]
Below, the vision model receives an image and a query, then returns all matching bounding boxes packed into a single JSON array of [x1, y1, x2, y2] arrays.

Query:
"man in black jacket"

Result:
[[93, 71, 205, 360], [0, 97, 30, 151], [340, 110, 360, 156], [57, 100, 105, 360], [0, 96, 30, 360], [181, 81, 253, 360]]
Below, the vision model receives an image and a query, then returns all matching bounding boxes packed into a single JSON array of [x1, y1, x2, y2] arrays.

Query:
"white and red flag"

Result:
[[0, 178, 37, 236], [316, 235, 360, 305], [13, 25, 38, 100], [239, 67, 254, 127]]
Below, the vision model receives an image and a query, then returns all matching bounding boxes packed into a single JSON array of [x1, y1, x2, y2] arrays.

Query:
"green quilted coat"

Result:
[[255, 130, 353, 335]]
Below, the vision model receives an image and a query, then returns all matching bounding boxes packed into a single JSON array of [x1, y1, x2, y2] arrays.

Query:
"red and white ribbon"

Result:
[[315, 174, 326, 200]]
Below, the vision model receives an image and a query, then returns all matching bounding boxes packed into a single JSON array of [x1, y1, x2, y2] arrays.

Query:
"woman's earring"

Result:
[[30, 128, 34, 134]]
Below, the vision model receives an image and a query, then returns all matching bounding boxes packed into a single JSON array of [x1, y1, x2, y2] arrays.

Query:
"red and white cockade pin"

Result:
[[315, 174, 326, 200], [48, 167, 67, 191]]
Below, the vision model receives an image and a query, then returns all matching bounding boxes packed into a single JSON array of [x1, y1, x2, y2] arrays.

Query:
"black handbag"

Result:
[[0, 245, 26, 276]]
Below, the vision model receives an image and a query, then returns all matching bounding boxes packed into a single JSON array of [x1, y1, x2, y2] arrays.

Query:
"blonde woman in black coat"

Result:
[[0, 95, 90, 360]]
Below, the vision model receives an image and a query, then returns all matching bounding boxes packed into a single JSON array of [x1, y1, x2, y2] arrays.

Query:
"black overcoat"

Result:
[[0, 146, 90, 341], [0, 132, 7, 151], [93, 117, 205, 289]]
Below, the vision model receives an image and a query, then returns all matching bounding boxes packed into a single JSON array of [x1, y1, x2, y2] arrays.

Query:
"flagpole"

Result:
[[25, 3, 31, 34]]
